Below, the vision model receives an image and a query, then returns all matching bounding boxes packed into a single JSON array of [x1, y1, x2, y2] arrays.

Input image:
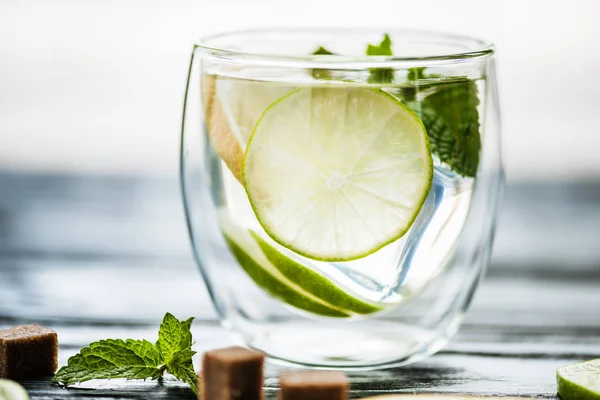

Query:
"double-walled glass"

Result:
[[181, 29, 503, 369]]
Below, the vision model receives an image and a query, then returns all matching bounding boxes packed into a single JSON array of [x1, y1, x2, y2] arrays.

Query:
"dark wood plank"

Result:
[[5, 322, 585, 399]]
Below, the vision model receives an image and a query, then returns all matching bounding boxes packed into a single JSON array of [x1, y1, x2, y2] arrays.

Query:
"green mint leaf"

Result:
[[53, 313, 199, 395], [367, 33, 394, 83], [407, 77, 481, 177], [368, 68, 394, 83], [180, 317, 194, 350], [366, 33, 392, 56], [168, 349, 197, 367], [157, 313, 195, 364], [312, 46, 334, 55], [52, 339, 163, 386], [407, 67, 427, 81], [165, 347, 197, 395], [168, 362, 198, 395]]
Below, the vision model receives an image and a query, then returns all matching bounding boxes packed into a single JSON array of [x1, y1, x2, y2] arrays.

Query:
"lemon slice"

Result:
[[243, 87, 433, 261], [0, 380, 29, 400], [202, 75, 292, 182], [557, 358, 600, 400]]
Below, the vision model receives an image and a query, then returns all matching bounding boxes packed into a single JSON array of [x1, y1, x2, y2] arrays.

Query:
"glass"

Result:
[[181, 29, 503, 369]]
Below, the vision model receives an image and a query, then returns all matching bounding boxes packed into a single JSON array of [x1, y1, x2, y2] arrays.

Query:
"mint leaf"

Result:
[[310, 34, 481, 176], [169, 363, 198, 395], [166, 349, 197, 395], [313, 46, 334, 55], [157, 313, 195, 364], [169, 349, 196, 366], [407, 67, 427, 81], [366, 33, 392, 56], [53, 313, 199, 395], [52, 339, 163, 386], [406, 75, 481, 177], [367, 33, 394, 83]]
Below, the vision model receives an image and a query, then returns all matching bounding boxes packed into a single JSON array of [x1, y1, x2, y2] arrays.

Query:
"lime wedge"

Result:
[[243, 87, 433, 261], [250, 231, 382, 314], [557, 359, 600, 400], [219, 213, 382, 317], [202, 75, 292, 182], [0, 380, 29, 400], [220, 213, 349, 318]]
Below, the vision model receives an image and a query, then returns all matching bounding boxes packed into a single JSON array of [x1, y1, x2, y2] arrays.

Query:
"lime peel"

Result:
[[220, 212, 384, 317], [557, 358, 600, 400], [220, 213, 350, 318], [251, 231, 383, 314]]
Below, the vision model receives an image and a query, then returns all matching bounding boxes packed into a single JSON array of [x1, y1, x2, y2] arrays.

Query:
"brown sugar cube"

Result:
[[0, 324, 58, 379], [279, 370, 348, 400], [201, 346, 264, 400]]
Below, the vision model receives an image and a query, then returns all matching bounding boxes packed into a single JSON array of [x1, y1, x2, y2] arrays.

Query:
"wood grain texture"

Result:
[[0, 172, 598, 399]]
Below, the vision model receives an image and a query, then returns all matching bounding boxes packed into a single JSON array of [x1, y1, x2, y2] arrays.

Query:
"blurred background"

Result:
[[1, 0, 599, 181], [0, 0, 599, 324]]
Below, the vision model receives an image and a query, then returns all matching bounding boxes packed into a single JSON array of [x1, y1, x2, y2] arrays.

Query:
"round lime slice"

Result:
[[557, 358, 600, 400], [243, 86, 433, 261], [0, 380, 29, 400]]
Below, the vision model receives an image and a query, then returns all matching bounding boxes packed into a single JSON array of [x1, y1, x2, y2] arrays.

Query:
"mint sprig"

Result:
[[53, 313, 198, 395], [367, 35, 481, 177], [406, 71, 482, 177], [311, 33, 482, 177]]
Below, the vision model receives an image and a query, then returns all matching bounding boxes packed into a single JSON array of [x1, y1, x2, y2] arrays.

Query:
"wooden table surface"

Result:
[[0, 172, 599, 399]]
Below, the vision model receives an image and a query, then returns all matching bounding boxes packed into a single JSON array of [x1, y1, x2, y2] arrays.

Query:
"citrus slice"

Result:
[[557, 359, 600, 400], [0, 380, 29, 400], [243, 87, 433, 261], [202, 74, 245, 183], [202, 74, 292, 182], [219, 213, 382, 317], [250, 231, 382, 314]]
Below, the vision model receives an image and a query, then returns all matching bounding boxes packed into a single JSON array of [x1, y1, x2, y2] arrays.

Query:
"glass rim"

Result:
[[194, 28, 495, 68]]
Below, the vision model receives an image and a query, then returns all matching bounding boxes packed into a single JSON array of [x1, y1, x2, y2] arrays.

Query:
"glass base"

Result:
[[228, 318, 459, 370]]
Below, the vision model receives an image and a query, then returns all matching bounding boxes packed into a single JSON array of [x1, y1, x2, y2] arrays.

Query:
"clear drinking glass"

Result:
[[181, 29, 503, 369]]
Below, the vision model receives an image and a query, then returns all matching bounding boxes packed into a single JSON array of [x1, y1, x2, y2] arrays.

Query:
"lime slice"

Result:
[[220, 212, 348, 318], [0, 380, 29, 400], [202, 74, 292, 182], [243, 87, 433, 261], [557, 359, 600, 400], [250, 231, 382, 314], [219, 213, 381, 317]]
